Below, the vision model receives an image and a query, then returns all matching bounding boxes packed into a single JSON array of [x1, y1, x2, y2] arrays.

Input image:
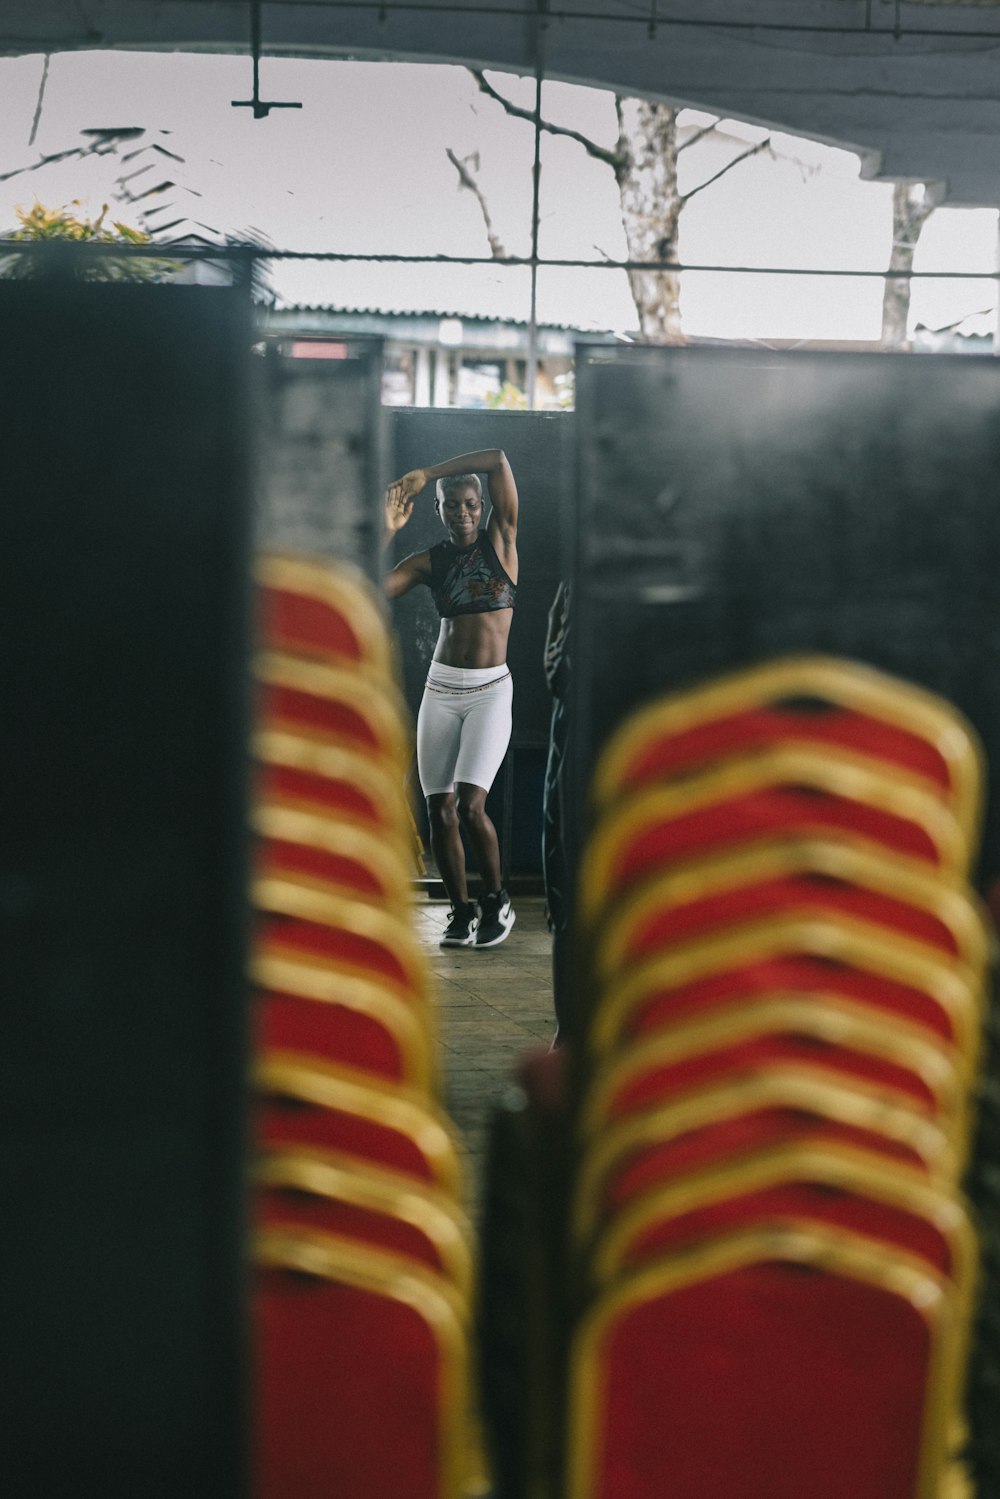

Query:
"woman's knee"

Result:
[[427, 794, 458, 832], [456, 786, 489, 827]]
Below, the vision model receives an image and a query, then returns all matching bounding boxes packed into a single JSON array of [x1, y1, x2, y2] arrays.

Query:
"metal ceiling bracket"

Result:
[[231, 0, 303, 119]]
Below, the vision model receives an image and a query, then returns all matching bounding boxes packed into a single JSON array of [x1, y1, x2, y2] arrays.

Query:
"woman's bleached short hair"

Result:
[[436, 473, 482, 505]]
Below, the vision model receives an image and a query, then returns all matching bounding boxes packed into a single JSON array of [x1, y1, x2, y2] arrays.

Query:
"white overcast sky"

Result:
[[1, 47, 997, 340]]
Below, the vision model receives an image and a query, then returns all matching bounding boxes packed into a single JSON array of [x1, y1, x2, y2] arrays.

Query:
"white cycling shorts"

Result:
[[416, 662, 514, 797]]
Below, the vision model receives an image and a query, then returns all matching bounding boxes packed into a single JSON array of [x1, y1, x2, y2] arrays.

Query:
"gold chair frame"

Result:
[[255, 551, 393, 676], [255, 1049, 461, 1195], [590, 653, 983, 848], [251, 949, 436, 1093], [572, 1070, 961, 1244], [255, 650, 412, 773], [253, 726, 415, 841], [586, 911, 984, 1076], [589, 1136, 977, 1294], [252, 799, 413, 911], [566, 1221, 966, 1499], [255, 1224, 471, 1499], [255, 1143, 474, 1300], [579, 993, 968, 1149], [252, 876, 431, 1006], [581, 744, 972, 925], [590, 833, 990, 983]]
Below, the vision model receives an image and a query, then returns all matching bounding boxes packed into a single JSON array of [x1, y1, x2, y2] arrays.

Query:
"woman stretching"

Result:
[[384, 449, 518, 948]]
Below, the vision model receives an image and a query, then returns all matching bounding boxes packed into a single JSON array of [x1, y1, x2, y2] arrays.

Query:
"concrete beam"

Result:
[[5, 1, 1000, 204]]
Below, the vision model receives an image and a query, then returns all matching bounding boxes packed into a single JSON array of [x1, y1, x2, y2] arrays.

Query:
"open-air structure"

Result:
[[5, 8, 1000, 1499]]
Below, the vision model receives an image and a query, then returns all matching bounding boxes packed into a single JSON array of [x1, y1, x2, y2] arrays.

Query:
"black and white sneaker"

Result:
[[475, 889, 515, 948], [440, 901, 479, 947]]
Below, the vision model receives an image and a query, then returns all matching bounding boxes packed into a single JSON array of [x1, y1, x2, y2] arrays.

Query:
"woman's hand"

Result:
[[384, 469, 430, 535], [384, 485, 414, 535], [388, 469, 430, 506]]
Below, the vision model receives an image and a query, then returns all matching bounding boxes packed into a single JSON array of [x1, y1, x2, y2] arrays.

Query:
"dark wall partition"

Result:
[[571, 342, 1000, 885], [256, 337, 385, 578], [568, 337, 1000, 1499], [0, 283, 251, 1496], [387, 408, 573, 877]]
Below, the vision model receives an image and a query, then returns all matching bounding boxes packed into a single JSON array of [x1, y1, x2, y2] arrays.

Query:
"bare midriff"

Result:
[[432, 609, 513, 669]]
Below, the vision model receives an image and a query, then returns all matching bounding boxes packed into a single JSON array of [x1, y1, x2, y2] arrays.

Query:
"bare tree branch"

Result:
[[681, 136, 772, 204], [445, 147, 507, 259], [677, 119, 718, 155], [0, 128, 140, 186], [28, 54, 51, 148], [0, 144, 85, 184], [925, 306, 993, 336], [470, 69, 622, 173]]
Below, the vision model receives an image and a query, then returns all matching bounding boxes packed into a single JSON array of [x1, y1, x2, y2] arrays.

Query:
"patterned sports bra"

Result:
[[429, 532, 517, 619]]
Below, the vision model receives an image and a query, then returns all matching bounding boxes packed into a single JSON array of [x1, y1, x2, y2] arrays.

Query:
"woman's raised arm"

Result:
[[382, 478, 431, 598]]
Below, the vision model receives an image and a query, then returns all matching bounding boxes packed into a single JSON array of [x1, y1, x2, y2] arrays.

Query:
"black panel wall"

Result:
[[572, 342, 1000, 887], [387, 409, 573, 876], [0, 284, 252, 1496], [256, 336, 385, 579]]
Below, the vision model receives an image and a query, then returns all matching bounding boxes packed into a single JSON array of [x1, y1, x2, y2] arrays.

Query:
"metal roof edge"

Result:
[[263, 303, 617, 337]]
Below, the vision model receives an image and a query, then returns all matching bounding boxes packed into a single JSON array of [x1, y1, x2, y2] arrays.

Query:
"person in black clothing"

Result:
[[542, 581, 572, 1042], [383, 449, 518, 949]]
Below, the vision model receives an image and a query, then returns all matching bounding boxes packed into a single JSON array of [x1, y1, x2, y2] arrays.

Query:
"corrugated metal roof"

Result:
[[268, 255, 637, 334], [271, 302, 615, 335]]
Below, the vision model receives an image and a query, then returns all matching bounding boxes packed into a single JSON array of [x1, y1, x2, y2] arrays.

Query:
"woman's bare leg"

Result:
[[427, 791, 469, 905], [456, 782, 503, 894]]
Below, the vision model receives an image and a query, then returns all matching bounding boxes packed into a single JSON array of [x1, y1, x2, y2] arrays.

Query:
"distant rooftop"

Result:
[[261, 302, 619, 353]]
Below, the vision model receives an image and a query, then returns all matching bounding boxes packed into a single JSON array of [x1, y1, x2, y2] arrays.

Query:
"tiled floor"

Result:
[[413, 895, 557, 1222]]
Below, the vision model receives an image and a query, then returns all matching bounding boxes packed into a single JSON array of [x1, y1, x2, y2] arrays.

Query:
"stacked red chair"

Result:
[[248, 553, 481, 1499], [563, 655, 990, 1499]]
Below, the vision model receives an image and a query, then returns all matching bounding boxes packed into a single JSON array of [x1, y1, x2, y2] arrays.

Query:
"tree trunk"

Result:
[[614, 97, 683, 341], [881, 181, 934, 350]]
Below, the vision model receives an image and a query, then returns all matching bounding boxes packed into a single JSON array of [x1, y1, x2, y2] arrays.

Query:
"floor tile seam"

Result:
[[438, 1016, 538, 1029]]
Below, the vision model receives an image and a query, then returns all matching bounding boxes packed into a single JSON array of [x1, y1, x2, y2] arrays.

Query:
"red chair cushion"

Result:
[[256, 990, 413, 1083], [597, 1109, 939, 1230], [256, 1094, 441, 1187], [617, 955, 963, 1047], [255, 1262, 450, 1499], [258, 912, 418, 997], [256, 1188, 447, 1277], [610, 1180, 956, 1278], [573, 1247, 937, 1499], [258, 682, 388, 757], [603, 786, 945, 893], [599, 1034, 942, 1120], [254, 762, 390, 829], [259, 586, 366, 665], [617, 706, 954, 797], [255, 835, 391, 902], [610, 872, 962, 962]]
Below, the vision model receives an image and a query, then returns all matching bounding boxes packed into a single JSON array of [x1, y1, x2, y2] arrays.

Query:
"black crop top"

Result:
[[429, 532, 517, 619]]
